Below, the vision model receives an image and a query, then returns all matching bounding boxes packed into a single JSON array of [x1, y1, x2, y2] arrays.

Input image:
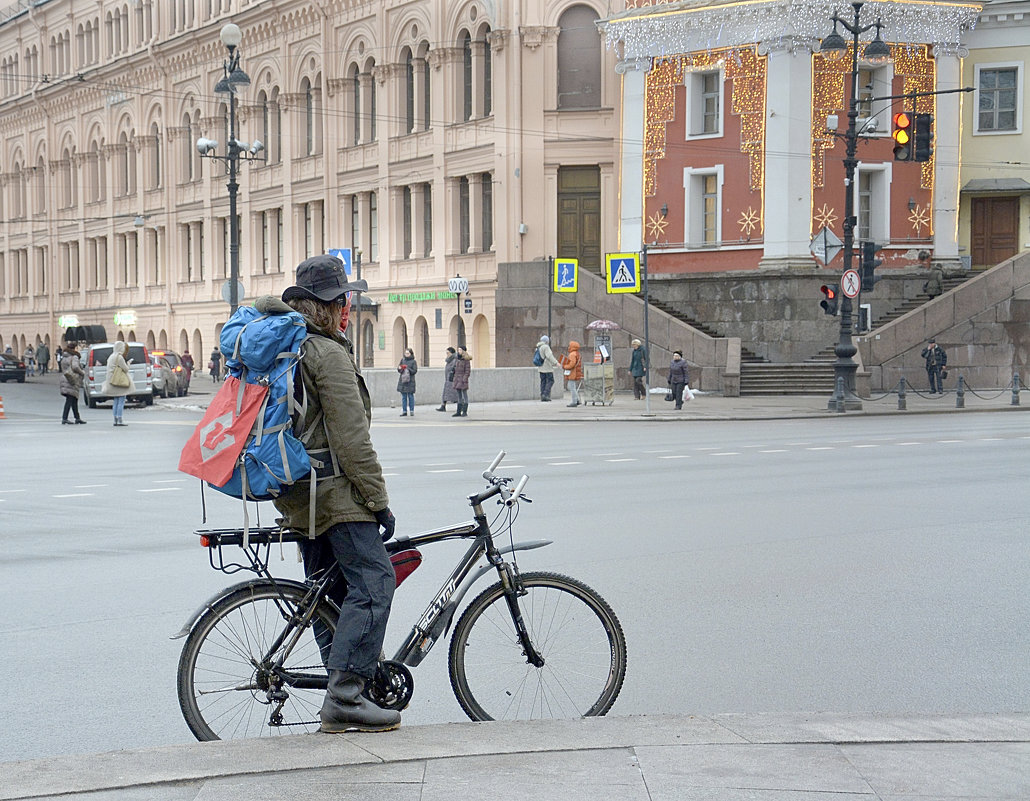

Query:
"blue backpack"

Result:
[[211, 308, 341, 539], [533, 347, 544, 367]]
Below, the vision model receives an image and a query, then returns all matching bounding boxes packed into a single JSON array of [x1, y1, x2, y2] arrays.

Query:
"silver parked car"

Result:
[[82, 342, 154, 408], [151, 355, 176, 399]]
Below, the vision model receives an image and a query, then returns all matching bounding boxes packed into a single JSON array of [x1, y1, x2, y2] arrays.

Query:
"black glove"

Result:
[[374, 507, 396, 541]]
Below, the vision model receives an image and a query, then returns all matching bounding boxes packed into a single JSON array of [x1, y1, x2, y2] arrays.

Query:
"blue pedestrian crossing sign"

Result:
[[605, 253, 641, 294], [554, 258, 578, 293], [328, 248, 353, 275]]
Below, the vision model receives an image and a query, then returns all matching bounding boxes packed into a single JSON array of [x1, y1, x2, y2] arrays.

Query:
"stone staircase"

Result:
[[739, 273, 974, 395], [648, 298, 766, 363]]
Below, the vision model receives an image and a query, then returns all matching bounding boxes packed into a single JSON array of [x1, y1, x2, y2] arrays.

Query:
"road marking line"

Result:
[[382, 473, 399, 477], [897, 442, 921, 446], [594, 452, 623, 456], [74, 484, 107, 488], [549, 461, 582, 466], [153, 479, 188, 484], [426, 462, 456, 466], [937, 440, 962, 443], [137, 487, 182, 493], [979, 437, 1003, 442], [696, 446, 721, 451], [806, 447, 834, 451], [644, 449, 672, 453], [605, 458, 637, 463], [759, 449, 788, 453], [54, 493, 92, 498], [0, 489, 27, 494], [710, 452, 740, 456], [659, 455, 691, 459], [427, 469, 463, 473], [852, 444, 879, 448]]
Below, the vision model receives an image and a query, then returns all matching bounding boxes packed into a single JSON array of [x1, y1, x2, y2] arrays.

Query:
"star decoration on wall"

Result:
[[647, 211, 669, 241], [737, 206, 760, 237], [909, 204, 931, 236], [814, 203, 838, 231]]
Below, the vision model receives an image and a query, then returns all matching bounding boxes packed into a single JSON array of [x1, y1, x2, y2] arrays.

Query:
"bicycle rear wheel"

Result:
[[448, 571, 627, 721], [177, 582, 337, 741]]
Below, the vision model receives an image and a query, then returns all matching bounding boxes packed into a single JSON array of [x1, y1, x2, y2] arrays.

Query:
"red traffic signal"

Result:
[[820, 284, 839, 316], [892, 112, 912, 161]]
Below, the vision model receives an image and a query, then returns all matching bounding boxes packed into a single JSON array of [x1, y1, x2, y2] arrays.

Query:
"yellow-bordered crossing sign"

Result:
[[605, 253, 641, 294]]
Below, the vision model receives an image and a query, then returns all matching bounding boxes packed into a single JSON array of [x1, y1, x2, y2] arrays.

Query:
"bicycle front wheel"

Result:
[[176, 582, 337, 741], [448, 571, 627, 721]]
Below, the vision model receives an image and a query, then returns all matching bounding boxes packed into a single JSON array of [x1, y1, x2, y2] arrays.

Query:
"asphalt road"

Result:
[[1, 376, 1028, 762]]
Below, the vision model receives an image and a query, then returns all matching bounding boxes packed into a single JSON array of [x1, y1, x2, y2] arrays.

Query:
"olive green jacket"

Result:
[[254, 295, 389, 536]]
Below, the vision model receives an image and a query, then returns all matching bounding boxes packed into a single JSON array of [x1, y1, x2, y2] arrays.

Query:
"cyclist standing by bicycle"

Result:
[[257, 254, 401, 733]]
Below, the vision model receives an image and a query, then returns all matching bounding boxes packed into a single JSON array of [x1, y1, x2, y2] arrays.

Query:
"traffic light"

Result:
[[892, 112, 912, 161], [860, 241, 883, 294], [913, 113, 934, 162], [820, 283, 839, 316]]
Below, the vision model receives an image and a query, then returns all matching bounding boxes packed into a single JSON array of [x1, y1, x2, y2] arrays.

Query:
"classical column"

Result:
[[359, 72, 375, 143], [412, 57, 428, 132], [616, 57, 650, 250], [932, 44, 964, 267], [759, 40, 814, 270], [412, 183, 426, 259]]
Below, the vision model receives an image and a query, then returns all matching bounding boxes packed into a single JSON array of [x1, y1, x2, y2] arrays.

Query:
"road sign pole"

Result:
[[642, 244, 651, 415], [547, 255, 553, 343]]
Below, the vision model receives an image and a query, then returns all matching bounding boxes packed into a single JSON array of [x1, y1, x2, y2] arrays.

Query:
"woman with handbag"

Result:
[[102, 341, 133, 426], [396, 348, 418, 416]]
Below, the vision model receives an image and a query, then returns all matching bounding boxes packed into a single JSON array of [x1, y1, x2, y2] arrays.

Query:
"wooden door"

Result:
[[971, 196, 1019, 267], [557, 166, 601, 272]]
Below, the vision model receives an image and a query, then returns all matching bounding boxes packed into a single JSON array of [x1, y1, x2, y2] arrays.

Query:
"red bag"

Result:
[[178, 376, 268, 486]]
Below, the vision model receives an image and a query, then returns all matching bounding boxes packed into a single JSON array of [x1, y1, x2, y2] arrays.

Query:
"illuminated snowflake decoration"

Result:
[[814, 203, 838, 231], [738, 206, 760, 237], [647, 211, 669, 241], [909, 204, 931, 236]]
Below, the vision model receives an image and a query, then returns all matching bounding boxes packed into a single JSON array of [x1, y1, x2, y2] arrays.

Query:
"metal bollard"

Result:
[[897, 377, 907, 410], [835, 376, 846, 413], [956, 375, 965, 408], [1013, 373, 1022, 406]]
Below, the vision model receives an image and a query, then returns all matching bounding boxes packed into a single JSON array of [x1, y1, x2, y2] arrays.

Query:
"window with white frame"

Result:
[[854, 163, 891, 243], [682, 166, 724, 246], [685, 69, 723, 138], [975, 63, 1022, 134], [855, 64, 893, 135]]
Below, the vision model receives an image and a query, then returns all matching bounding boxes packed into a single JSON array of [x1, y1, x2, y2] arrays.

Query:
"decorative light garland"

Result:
[[603, 0, 981, 57]]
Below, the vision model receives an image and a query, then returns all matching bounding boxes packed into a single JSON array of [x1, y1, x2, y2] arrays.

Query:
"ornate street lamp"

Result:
[[820, 2, 891, 411], [197, 23, 265, 316]]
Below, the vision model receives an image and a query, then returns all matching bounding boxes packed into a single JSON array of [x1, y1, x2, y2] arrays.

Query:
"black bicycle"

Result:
[[174, 452, 627, 741]]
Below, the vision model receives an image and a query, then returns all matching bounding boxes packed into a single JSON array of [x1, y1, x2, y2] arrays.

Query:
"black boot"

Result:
[[461, 404, 468, 417], [452, 404, 463, 417], [436, 404, 446, 412], [320, 670, 401, 733]]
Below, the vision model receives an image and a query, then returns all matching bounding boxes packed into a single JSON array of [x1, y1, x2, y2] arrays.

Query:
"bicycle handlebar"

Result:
[[505, 475, 530, 507], [483, 450, 506, 480]]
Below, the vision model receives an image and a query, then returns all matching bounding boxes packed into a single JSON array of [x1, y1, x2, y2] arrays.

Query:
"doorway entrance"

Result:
[[971, 196, 1019, 267], [557, 166, 601, 273]]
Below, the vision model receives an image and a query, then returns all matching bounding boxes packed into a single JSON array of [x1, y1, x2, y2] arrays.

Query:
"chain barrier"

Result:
[[857, 374, 1024, 408]]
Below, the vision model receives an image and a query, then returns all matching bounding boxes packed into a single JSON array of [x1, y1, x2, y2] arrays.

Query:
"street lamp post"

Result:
[[197, 23, 264, 317], [820, 2, 891, 411]]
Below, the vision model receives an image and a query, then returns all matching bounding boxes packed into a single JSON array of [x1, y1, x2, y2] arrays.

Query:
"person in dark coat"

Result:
[[920, 337, 947, 394], [451, 346, 471, 417], [209, 348, 222, 382], [396, 348, 418, 416], [59, 345, 86, 424], [437, 346, 459, 411], [36, 342, 50, 375], [667, 350, 690, 410], [629, 339, 648, 400]]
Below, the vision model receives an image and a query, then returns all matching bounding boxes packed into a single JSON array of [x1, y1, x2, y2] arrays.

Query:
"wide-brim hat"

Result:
[[282, 255, 369, 303]]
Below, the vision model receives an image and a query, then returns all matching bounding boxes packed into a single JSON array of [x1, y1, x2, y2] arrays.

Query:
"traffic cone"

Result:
[[0, 395, 5, 419]]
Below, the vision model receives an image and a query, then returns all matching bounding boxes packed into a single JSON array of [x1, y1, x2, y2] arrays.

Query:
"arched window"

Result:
[[349, 64, 361, 145], [403, 48, 415, 134], [182, 112, 193, 182], [414, 316, 429, 366], [302, 77, 315, 155], [149, 121, 161, 189], [61, 147, 73, 208], [361, 319, 374, 368], [557, 6, 602, 109], [461, 31, 472, 121], [35, 155, 46, 214], [392, 316, 408, 364]]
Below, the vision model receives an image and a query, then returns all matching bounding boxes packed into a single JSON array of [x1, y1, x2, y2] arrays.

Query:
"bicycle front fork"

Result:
[[500, 563, 545, 667]]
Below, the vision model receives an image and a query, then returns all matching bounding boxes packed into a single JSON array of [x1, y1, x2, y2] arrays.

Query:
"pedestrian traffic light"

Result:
[[820, 284, 839, 316], [860, 241, 883, 294], [913, 113, 934, 162], [892, 112, 912, 161]]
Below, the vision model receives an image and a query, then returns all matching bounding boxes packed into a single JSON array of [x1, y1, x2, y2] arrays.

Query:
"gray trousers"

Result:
[[300, 521, 395, 679]]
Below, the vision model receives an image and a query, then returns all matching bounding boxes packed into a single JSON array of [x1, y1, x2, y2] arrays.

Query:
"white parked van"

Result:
[[83, 342, 154, 408]]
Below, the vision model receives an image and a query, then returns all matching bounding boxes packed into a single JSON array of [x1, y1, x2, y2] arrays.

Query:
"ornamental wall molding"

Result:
[[615, 56, 653, 74], [488, 28, 511, 52], [601, 1, 982, 57], [326, 78, 347, 98], [756, 36, 819, 55], [519, 26, 557, 51]]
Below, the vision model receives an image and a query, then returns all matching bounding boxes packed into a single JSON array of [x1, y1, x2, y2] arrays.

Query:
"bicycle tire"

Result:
[[177, 581, 337, 741], [448, 571, 627, 721]]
